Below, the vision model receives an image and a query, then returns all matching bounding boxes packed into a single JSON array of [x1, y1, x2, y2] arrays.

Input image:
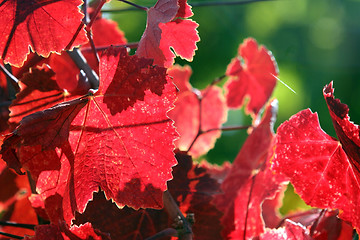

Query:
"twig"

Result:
[[163, 191, 193, 240], [102, 0, 272, 13], [117, 0, 148, 11], [81, 42, 139, 52], [0, 231, 23, 239], [0, 221, 35, 230], [203, 125, 252, 134], [145, 228, 177, 240], [67, 48, 100, 90]]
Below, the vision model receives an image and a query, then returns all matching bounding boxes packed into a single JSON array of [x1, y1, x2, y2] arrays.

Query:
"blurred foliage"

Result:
[[104, 0, 360, 164]]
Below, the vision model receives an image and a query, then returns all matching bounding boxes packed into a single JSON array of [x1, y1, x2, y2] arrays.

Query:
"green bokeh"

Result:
[[104, 0, 360, 164]]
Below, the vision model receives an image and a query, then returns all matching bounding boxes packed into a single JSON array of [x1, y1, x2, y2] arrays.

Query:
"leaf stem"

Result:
[[117, 0, 148, 11], [0, 231, 23, 239], [0, 221, 35, 230], [163, 191, 193, 240], [67, 48, 100, 90], [102, 0, 272, 13], [81, 42, 139, 52]]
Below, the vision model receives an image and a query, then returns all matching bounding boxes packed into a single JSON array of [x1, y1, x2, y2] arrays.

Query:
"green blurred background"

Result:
[[104, 0, 360, 165], [103, 0, 360, 213]]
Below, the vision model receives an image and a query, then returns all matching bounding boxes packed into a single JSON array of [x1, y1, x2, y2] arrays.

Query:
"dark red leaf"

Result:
[[136, 0, 199, 67], [0, 0, 88, 67], [323, 81, 360, 177], [225, 38, 278, 116], [24, 222, 110, 240], [168, 65, 228, 157], [259, 220, 313, 240]]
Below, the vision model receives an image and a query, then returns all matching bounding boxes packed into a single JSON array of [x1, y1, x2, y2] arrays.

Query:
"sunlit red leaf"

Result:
[[213, 100, 288, 239], [168, 65, 228, 157], [24, 47, 178, 224], [0, 0, 88, 67], [72, 152, 222, 240], [215, 100, 279, 211], [224, 162, 287, 239], [225, 38, 278, 116], [271, 106, 360, 232], [137, 0, 199, 67]]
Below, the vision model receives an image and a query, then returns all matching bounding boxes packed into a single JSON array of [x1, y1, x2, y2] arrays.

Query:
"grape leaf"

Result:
[[24, 222, 110, 240], [0, 162, 37, 238], [0, 0, 88, 67], [136, 0, 199, 67], [72, 152, 222, 240], [323, 81, 360, 176], [259, 220, 312, 240], [225, 38, 278, 116], [271, 106, 360, 232], [222, 161, 288, 239], [213, 100, 287, 238], [215, 100, 279, 211], [9, 65, 66, 124], [168, 65, 228, 157], [214, 100, 288, 239], [7, 47, 178, 225]]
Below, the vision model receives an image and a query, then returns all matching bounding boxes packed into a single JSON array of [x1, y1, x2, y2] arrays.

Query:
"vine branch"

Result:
[[0, 221, 35, 230], [0, 231, 23, 239], [163, 191, 193, 240], [102, 0, 272, 13], [67, 48, 100, 90]]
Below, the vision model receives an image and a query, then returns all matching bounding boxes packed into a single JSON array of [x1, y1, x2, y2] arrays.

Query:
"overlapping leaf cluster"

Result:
[[0, 0, 358, 239]]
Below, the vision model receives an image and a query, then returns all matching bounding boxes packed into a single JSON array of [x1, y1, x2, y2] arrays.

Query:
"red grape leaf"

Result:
[[0, 162, 37, 238], [221, 158, 288, 239], [214, 99, 279, 211], [271, 107, 360, 232], [72, 152, 222, 240], [168, 65, 228, 157], [51, 15, 127, 94], [259, 220, 312, 240], [225, 38, 278, 117], [9, 65, 66, 124], [0, 0, 88, 67], [289, 209, 353, 240], [136, 0, 199, 67], [24, 222, 110, 240], [33, 47, 176, 224], [214, 100, 288, 239], [262, 186, 286, 229], [323, 81, 360, 177]]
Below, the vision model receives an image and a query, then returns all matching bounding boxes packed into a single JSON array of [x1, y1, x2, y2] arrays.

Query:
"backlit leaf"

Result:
[[137, 0, 199, 67], [0, 0, 88, 67], [168, 65, 228, 157], [225, 38, 278, 117]]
